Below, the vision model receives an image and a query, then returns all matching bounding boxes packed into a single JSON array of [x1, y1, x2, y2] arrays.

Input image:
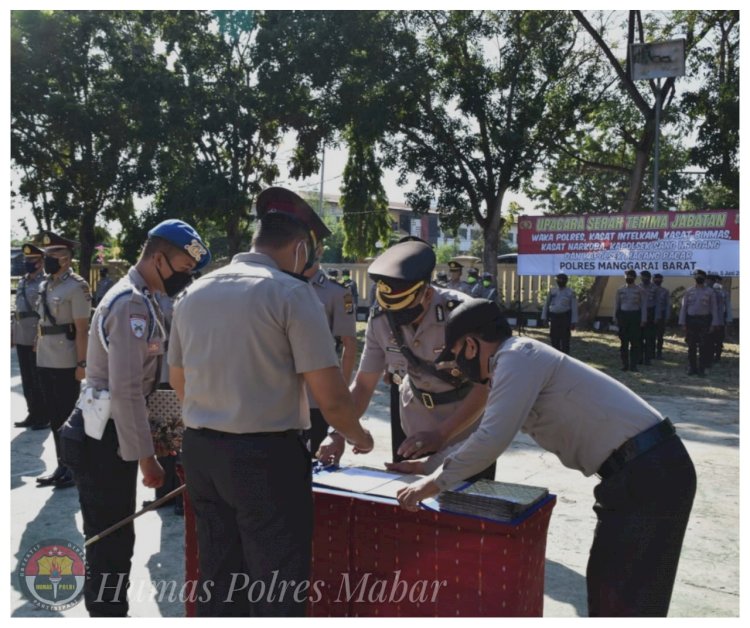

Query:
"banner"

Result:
[[517, 210, 739, 277]]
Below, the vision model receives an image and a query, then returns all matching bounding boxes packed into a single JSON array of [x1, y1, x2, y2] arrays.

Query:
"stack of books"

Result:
[[438, 479, 549, 520]]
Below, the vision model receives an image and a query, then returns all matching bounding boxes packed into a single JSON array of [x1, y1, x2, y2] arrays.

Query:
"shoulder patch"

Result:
[[130, 314, 147, 339], [435, 304, 445, 322]]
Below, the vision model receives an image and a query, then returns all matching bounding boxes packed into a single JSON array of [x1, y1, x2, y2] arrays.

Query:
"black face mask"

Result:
[[44, 256, 61, 275], [556, 281, 567, 288], [625, 277, 635, 284], [25, 260, 40, 274], [695, 277, 706, 285], [158, 255, 193, 297], [391, 304, 424, 327], [456, 339, 489, 385]]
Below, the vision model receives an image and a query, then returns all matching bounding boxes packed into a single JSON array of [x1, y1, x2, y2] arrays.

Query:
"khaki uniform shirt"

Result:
[[678, 285, 719, 326], [541, 286, 578, 323], [36, 270, 91, 368], [654, 285, 671, 321], [614, 284, 647, 318], [432, 337, 663, 490], [13, 273, 44, 346], [446, 279, 473, 295], [308, 269, 356, 410], [640, 282, 658, 309], [358, 286, 475, 472], [86, 267, 165, 461], [169, 252, 340, 434]]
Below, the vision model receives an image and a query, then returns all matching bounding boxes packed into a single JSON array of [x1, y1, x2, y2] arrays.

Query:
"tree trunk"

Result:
[[578, 130, 654, 327], [482, 192, 505, 274], [226, 211, 243, 258], [78, 209, 97, 286]]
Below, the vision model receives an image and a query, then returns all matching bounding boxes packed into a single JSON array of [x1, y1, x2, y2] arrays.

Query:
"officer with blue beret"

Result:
[[69, 218, 209, 616]]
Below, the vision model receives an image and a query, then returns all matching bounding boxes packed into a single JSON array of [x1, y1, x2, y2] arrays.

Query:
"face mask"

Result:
[[25, 260, 40, 274], [695, 277, 706, 285], [654, 280, 662, 286], [625, 277, 635, 284], [713, 283, 722, 290], [467, 276, 477, 285], [556, 281, 566, 288], [44, 256, 61, 275], [391, 304, 424, 326], [158, 254, 193, 297], [456, 338, 488, 385], [641, 278, 650, 285], [482, 280, 491, 288]]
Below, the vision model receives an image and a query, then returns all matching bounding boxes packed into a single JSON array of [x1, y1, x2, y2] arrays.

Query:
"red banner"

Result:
[[517, 210, 739, 276]]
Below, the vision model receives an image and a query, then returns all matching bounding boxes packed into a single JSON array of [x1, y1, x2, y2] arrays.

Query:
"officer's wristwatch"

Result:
[[77, 360, 87, 368]]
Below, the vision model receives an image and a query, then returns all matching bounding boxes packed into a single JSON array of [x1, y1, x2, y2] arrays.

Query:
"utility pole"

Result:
[[319, 146, 325, 213]]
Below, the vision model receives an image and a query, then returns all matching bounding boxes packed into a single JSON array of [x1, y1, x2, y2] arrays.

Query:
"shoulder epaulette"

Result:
[[369, 303, 385, 319]]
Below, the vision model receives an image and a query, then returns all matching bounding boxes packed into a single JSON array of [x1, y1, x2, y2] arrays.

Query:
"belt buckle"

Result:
[[421, 392, 434, 409], [392, 373, 402, 385]]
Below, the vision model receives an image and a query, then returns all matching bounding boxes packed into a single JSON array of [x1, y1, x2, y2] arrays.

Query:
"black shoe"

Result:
[[630, 366, 638, 372], [655, 352, 663, 360], [37, 467, 66, 486], [644, 360, 651, 366], [14, 417, 35, 428], [621, 365, 629, 372], [697, 369, 706, 377], [687, 369, 698, 376], [53, 471, 76, 489], [30, 422, 50, 431]]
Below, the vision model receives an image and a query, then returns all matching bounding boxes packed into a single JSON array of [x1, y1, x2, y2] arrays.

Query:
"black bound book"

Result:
[[438, 479, 549, 521]]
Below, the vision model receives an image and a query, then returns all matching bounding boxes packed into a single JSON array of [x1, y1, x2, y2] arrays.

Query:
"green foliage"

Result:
[[434, 242, 460, 264]]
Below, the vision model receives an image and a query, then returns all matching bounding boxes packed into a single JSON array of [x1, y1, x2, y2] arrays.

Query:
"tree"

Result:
[[11, 11, 168, 280], [256, 11, 597, 270]]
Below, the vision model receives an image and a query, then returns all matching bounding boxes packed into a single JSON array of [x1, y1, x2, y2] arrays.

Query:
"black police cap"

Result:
[[624, 269, 637, 278], [693, 269, 707, 278], [640, 270, 651, 278], [256, 187, 331, 241], [556, 273, 568, 280], [467, 267, 479, 277], [448, 260, 463, 271], [22, 243, 44, 257], [435, 298, 507, 363], [41, 231, 79, 251], [653, 273, 663, 279], [368, 241, 436, 287]]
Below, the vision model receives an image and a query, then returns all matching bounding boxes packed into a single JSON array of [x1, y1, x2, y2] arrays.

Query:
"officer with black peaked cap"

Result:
[[317, 240, 495, 482]]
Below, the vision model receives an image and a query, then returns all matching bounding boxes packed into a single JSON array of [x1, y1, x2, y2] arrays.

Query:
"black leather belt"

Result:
[[39, 323, 73, 336], [15, 311, 40, 320], [187, 427, 302, 438], [548, 311, 571, 318], [597, 418, 676, 479], [408, 380, 472, 410]]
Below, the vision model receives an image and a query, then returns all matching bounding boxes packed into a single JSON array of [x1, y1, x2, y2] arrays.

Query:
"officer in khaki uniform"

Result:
[[169, 187, 372, 617], [652, 273, 671, 359], [613, 269, 647, 372], [12, 243, 47, 429], [678, 269, 719, 376], [707, 274, 732, 363], [445, 260, 472, 294], [35, 232, 91, 488], [303, 247, 358, 454], [639, 270, 659, 365], [541, 272, 578, 355], [73, 219, 210, 616], [341, 268, 359, 308], [318, 240, 493, 479]]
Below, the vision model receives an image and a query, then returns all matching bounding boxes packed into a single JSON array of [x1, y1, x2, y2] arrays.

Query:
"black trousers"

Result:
[[16, 344, 45, 424], [641, 307, 656, 363], [617, 311, 642, 368], [182, 428, 313, 617], [685, 315, 712, 373], [548, 311, 572, 354], [390, 382, 409, 463], [655, 320, 666, 356], [37, 366, 79, 467], [587, 435, 696, 616], [710, 324, 726, 361], [75, 421, 139, 617], [306, 408, 329, 458]]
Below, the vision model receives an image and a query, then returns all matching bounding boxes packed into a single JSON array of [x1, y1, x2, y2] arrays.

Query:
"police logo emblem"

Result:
[[43, 234, 51, 245], [17, 539, 86, 611], [23, 245, 31, 255], [343, 292, 354, 315], [130, 315, 147, 338], [184, 239, 207, 263]]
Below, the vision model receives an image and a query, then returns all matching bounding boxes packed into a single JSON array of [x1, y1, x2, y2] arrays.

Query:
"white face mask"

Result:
[[714, 283, 722, 290], [293, 240, 308, 275]]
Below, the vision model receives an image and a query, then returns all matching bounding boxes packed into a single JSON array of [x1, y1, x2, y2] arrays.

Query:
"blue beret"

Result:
[[148, 219, 211, 271]]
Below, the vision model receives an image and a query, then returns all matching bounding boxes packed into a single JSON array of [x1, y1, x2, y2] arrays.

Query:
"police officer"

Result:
[[341, 268, 359, 308], [653, 273, 671, 360], [169, 187, 372, 617], [446, 260, 472, 294], [318, 241, 493, 480], [70, 219, 208, 616], [303, 245, 358, 455], [678, 270, 719, 376], [639, 270, 658, 365], [397, 299, 696, 617], [541, 273, 578, 355], [35, 232, 91, 489], [613, 269, 647, 372], [93, 267, 114, 305], [472, 271, 498, 302], [707, 275, 732, 363], [434, 270, 448, 287], [465, 267, 480, 293], [327, 268, 340, 282], [12, 243, 47, 429]]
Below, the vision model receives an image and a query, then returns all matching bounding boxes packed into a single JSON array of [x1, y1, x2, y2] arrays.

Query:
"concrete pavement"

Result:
[[8, 350, 739, 617]]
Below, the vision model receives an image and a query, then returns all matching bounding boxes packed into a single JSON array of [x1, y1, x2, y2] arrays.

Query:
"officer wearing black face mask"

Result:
[[317, 241, 494, 482], [613, 269, 647, 372], [12, 243, 47, 430], [678, 269, 719, 376], [68, 219, 210, 616], [541, 272, 578, 355]]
